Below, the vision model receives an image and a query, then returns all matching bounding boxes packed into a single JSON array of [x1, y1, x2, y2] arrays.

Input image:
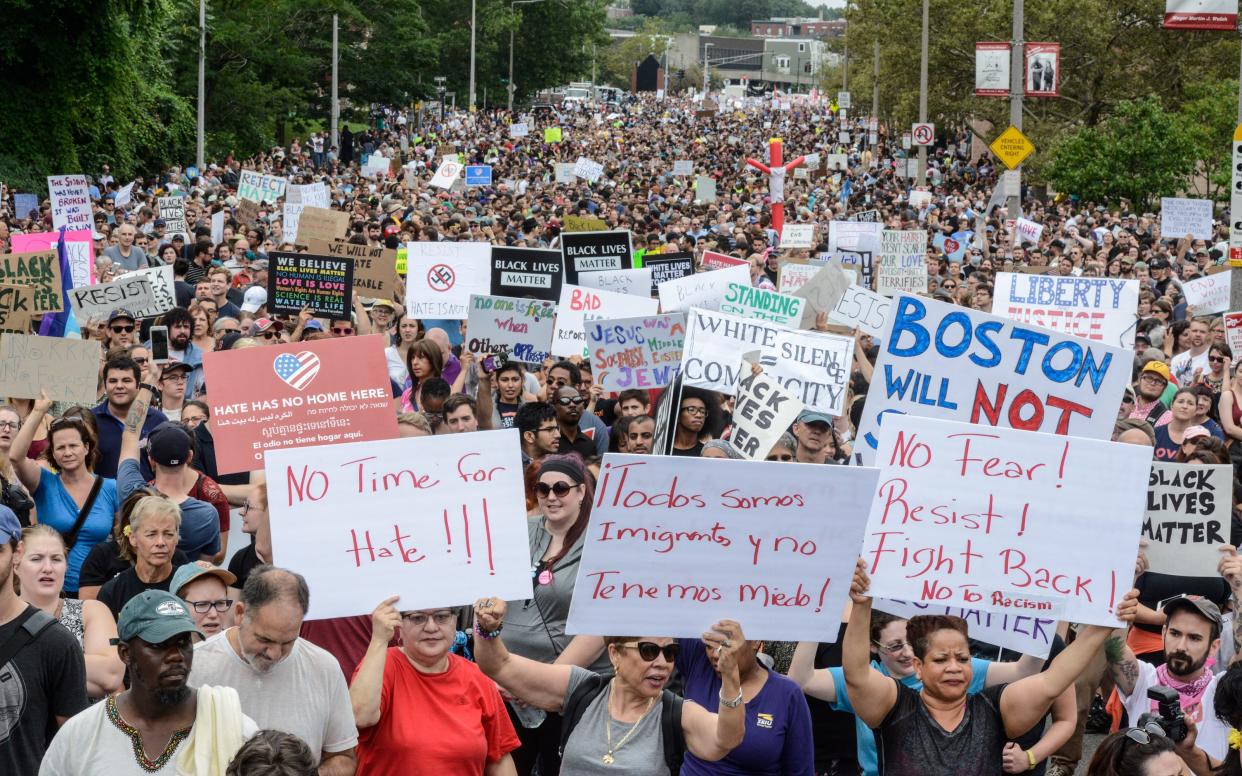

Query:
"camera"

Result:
[[1137, 686, 1188, 743]]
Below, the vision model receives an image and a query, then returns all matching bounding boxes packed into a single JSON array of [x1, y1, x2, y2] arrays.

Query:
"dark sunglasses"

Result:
[[1210, 356, 1226, 363], [332, 327, 354, 335], [1124, 721, 1167, 746], [262, 331, 280, 340], [110, 325, 135, 333], [555, 396, 584, 407], [535, 481, 580, 498], [618, 641, 679, 662], [766, 454, 794, 462]]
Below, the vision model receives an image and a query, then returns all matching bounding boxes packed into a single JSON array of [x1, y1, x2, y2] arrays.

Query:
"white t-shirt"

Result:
[[1117, 659, 1227, 760], [188, 631, 358, 761], [1169, 348, 1210, 388], [39, 698, 258, 775]]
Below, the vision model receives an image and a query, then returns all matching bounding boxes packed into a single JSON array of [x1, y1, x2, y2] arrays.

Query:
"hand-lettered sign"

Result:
[[405, 242, 491, 319], [0, 334, 100, 404], [1143, 463, 1233, 577], [466, 294, 557, 365], [489, 247, 563, 302], [992, 273, 1139, 348], [588, 314, 685, 393], [267, 251, 354, 318]]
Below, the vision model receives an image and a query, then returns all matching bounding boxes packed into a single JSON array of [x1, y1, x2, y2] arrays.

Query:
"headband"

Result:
[[538, 458, 584, 484]]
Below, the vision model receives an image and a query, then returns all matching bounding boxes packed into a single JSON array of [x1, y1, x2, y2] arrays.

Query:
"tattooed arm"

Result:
[[119, 366, 157, 463]]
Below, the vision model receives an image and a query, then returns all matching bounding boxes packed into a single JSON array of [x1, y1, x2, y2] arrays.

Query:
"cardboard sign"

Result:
[[490, 246, 563, 302], [681, 308, 787, 393], [68, 275, 154, 322], [702, 251, 748, 271], [11, 230, 95, 291], [1184, 271, 1232, 315], [876, 230, 929, 297], [283, 184, 332, 246], [793, 260, 851, 328], [0, 251, 62, 312], [578, 267, 652, 298], [729, 371, 804, 460], [157, 196, 188, 240], [0, 334, 100, 404], [1143, 463, 1233, 576], [405, 241, 491, 319], [47, 175, 91, 231], [874, 599, 1054, 658], [855, 295, 1131, 465], [309, 240, 400, 299], [0, 286, 34, 334], [767, 329, 855, 416], [264, 430, 532, 620], [564, 215, 608, 233], [267, 251, 354, 318], [588, 314, 685, 392], [297, 207, 350, 244], [672, 160, 694, 176], [124, 265, 177, 320], [573, 157, 604, 182], [830, 284, 890, 336], [204, 335, 398, 474], [237, 170, 286, 204], [430, 159, 462, 189], [778, 262, 822, 295], [1161, 197, 1215, 241], [561, 230, 633, 285], [565, 455, 880, 642], [465, 294, 557, 364], [721, 282, 804, 327], [235, 198, 260, 230], [782, 224, 815, 249], [993, 273, 1140, 348], [658, 263, 750, 313], [553, 284, 659, 359]]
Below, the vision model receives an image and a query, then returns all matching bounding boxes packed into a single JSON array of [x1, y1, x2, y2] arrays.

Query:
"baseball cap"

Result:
[[302, 320, 324, 332], [0, 505, 20, 543], [1149, 257, 1170, 270], [251, 317, 283, 335], [170, 561, 237, 598], [108, 308, 136, 324], [115, 590, 203, 644], [241, 286, 267, 313], [797, 410, 835, 426], [371, 299, 396, 311], [1160, 594, 1223, 627], [161, 359, 193, 375], [1141, 361, 1172, 383], [147, 422, 193, 466], [1183, 425, 1212, 442]]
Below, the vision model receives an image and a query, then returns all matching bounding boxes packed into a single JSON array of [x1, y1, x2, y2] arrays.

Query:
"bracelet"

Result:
[[473, 622, 503, 640], [718, 688, 744, 709], [1026, 749, 1037, 771], [139, 383, 158, 394]]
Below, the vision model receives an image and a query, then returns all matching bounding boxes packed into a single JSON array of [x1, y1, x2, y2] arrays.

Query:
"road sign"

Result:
[[1230, 124, 1242, 267], [838, 91, 852, 109], [990, 125, 1035, 170], [465, 165, 493, 186], [911, 123, 935, 146]]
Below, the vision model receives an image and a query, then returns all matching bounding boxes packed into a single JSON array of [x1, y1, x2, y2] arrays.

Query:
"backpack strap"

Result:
[[558, 672, 608, 759], [660, 689, 686, 774], [0, 606, 56, 670]]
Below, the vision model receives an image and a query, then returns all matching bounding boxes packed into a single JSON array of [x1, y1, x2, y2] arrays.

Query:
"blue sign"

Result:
[[465, 165, 493, 186]]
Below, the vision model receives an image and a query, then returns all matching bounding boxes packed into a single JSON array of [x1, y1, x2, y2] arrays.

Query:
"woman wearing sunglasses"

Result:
[[1084, 723, 1191, 775], [473, 598, 747, 774]]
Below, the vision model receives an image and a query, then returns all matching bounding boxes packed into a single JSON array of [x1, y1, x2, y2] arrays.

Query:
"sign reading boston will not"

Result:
[[490, 246, 563, 302], [561, 230, 633, 285], [267, 251, 354, 318]]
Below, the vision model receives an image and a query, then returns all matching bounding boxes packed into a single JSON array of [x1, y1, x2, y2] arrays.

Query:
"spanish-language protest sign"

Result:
[[855, 295, 1130, 464], [267, 251, 353, 318], [0, 335, 100, 404], [720, 282, 804, 327], [681, 308, 787, 393], [573, 157, 604, 182], [308, 240, 400, 299], [1161, 197, 1215, 240], [588, 314, 685, 392], [47, 175, 92, 231], [876, 230, 929, 296], [466, 294, 557, 364], [658, 263, 750, 313], [793, 260, 852, 328], [237, 169, 286, 204], [296, 206, 350, 244], [0, 286, 34, 334], [778, 262, 822, 295], [830, 285, 890, 336], [1143, 463, 1232, 577], [861, 414, 1150, 625], [828, 221, 881, 288], [0, 251, 62, 312], [728, 371, 804, 460], [265, 429, 532, 620], [561, 230, 633, 285], [701, 250, 748, 271], [577, 267, 652, 298], [781, 224, 815, 249], [992, 273, 1140, 347], [643, 252, 694, 294], [874, 598, 1055, 658], [553, 284, 659, 359], [68, 275, 154, 322], [157, 196, 188, 240], [11, 230, 94, 290], [404, 241, 490, 319], [203, 334, 398, 474], [766, 329, 855, 416], [124, 265, 177, 320], [1183, 271, 1232, 315], [490, 246, 563, 302], [566, 455, 880, 641]]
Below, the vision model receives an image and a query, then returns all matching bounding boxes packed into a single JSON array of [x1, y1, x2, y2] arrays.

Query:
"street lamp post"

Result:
[[469, 0, 477, 109], [434, 76, 446, 121], [508, 0, 548, 112], [196, 0, 205, 170], [703, 42, 714, 95]]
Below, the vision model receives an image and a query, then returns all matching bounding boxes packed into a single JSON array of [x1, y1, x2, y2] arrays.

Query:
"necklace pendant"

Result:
[[602, 753, 615, 765]]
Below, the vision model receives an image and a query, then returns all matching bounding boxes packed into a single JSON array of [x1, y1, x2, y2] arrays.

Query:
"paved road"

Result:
[[1074, 733, 1103, 774]]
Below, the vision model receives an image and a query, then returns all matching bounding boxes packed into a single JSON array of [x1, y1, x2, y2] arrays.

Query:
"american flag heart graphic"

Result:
[[273, 351, 321, 391]]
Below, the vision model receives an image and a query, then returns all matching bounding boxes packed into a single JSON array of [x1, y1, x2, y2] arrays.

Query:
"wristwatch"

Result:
[[718, 688, 744, 709]]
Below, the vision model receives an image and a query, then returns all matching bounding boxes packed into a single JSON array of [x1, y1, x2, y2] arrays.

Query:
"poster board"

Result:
[[490, 247, 563, 302], [405, 241, 491, 319], [992, 273, 1140, 348], [267, 251, 354, 318], [465, 294, 557, 365], [0, 334, 100, 404], [1143, 463, 1233, 576], [588, 314, 685, 393]]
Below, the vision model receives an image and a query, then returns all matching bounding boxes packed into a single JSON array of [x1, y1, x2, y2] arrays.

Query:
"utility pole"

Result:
[[703, 42, 714, 95], [872, 40, 879, 150], [1006, 0, 1024, 219], [331, 13, 339, 150], [1228, 24, 1242, 307], [469, 0, 477, 109], [842, 35, 848, 92], [916, 0, 929, 185], [196, 0, 205, 170]]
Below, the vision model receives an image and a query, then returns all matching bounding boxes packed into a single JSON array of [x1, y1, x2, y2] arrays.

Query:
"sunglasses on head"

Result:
[[555, 396, 584, 406], [535, 481, 580, 498], [618, 641, 679, 662]]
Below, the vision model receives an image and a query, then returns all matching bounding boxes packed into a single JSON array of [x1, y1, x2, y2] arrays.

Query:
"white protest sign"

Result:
[[908, 189, 932, 208], [681, 308, 786, 393], [430, 158, 462, 189], [729, 371, 804, 460], [1184, 271, 1232, 315], [577, 267, 653, 298], [782, 224, 815, 249], [287, 182, 330, 207], [778, 263, 822, 295], [553, 284, 658, 359], [874, 599, 1054, 658], [466, 294, 557, 364], [830, 285, 890, 336], [554, 163, 577, 184], [588, 314, 685, 393], [1161, 197, 1215, 241], [264, 431, 533, 620], [876, 230, 929, 297], [574, 157, 605, 183], [862, 414, 1150, 625], [114, 181, 135, 209], [47, 175, 91, 231], [855, 295, 1131, 465], [1015, 218, 1044, 246], [695, 176, 717, 203], [1143, 463, 1233, 577], [157, 196, 188, 240], [405, 241, 491, 319], [767, 329, 854, 416], [828, 221, 881, 288], [993, 273, 1140, 348], [237, 170, 286, 204], [363, 154, 391, 179], [509, 122, 529, 138], [658, 263, 750, 313], [566, 455, 880, 641], [672, 160, 694, 176], [68, 276, 154, 322], [123, 265, 177, 320], [211, 211, 225, 245]]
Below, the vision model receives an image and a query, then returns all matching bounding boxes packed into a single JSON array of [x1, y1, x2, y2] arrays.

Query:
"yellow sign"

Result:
[[990, 126, 1035, 170]]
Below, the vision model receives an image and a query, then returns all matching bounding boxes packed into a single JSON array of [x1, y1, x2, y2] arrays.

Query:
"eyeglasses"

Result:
[[187, 599, 234, 613], [110, 325, 135, 333], [618, 641, 679, 662], [401, 610, 456, 627], [162, 372, 187, 382], [1124, 721, 1167, 746], [536, 481, 581, 498], [240, 502, 262, 515], [536, 425, 559, 435], [873, 640, 912, 655], [555, 396, 584, 407], [132, 357, 148, 365], [331, 327, 354, 335], [0, 421, 19, 431], [681, 405, 707, 416], [765, 454, 794, 462]]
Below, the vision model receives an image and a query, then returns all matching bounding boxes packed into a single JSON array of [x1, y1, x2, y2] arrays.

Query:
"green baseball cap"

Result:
[[115, 590, 204, 644]]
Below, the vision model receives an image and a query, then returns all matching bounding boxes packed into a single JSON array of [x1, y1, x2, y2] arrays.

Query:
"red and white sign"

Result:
[[203, 335, 399, 474], [975, 42, 1011, 97], [911, 123, 935, 146], [701, 250, 749, 270], [1225, 311, 1242, 355], [1025, 43, 1060, 98], [1164, 0, 1237, 30]]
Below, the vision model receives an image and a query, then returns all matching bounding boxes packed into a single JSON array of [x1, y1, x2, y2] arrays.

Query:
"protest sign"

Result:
[[852, 210, 882, 224], [578, 267, 652, 298], [157, 197, 188, 240], [0, 286, 34, 334], [465, 294, 557, 364], [830, 284, 890, 336], [658, 263, 749, 313], [287, 182, 330, 208], [265, 429, 531, 620], [861, 414, 1150, 625], [430, 158, 462, 189], [778, 262, 821, 295], [267, 251, 353, 318], [1143, 463, 1233, 576], [307, 240, 400, 300], [11, 229, 94, 289], [13, 193, 39, 219], [1226, 311, 1242, 355], [993, 273, 1140, 348], [404, 241, 490, 319], [296, 207, 349, 244], [876, 230, 929, 297], [793, 260, 851, 328], [47, 175, 91, 231], [644, 252, 694, 294], [124, 265, 177, 320], [465, 165, 492, 186], [728, 371, 804, 460], [855, 295, 1131, 464], [564, 215, 608, 233], [237, 170, 286, 204], [553, 284, 659, 359], [0, 251, 62, 312], [68, 276, 154, 322], [702, 251, 748, 271], [828, 221, 881, 288], [363, 154, 391, 179], [1161, 197, 1215, 241], [509, 122, 529, 138], [561, 230, 633, 285], [1014, 218, 1044, 246], [721, 282, 804, 327], [766, 329, 854, 416], [681, 308, 787, 393], [673, 160, 694, 176], [695, 176, 717, 203], [211, 211, 225, 245], [235, 198, 260, 230], [782, 224, 815, 249], [490, 246, 563, 302], [1184, 271, 1232, 315], [574, 157, 604, 182], [0, 335, 100, 404], [554, 164, 577, 184], [566, 455, 880, 642], [589, 314, 685, 392], [545, 127, 563, 143], [204, 335, 398, 474], [874, 599, 1054, 658]]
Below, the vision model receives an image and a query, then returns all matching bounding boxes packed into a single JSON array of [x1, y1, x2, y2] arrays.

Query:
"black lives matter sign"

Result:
[[490, 247, 563, 302], [561, 230, 633, 285]]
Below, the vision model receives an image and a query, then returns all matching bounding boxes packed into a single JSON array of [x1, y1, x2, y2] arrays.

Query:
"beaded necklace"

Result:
[[106, 695, 192, 772]]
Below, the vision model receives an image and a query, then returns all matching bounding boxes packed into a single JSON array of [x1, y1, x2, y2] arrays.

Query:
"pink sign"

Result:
[[701, 250, 748, 271], [10, 230, 96, 289]]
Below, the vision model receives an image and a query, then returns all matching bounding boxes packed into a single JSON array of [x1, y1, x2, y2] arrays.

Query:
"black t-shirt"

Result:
[[1135, 571, 1231, 634], [558, 430, 597, 461], [0, 606, 88, 774], [672, 441, 705, 457], [228, 542, 263, 589], [78, 537, 189, 591], [496, 401, 520, 429], [97, 566, 176, 619], [876, 681, 1008, 776]]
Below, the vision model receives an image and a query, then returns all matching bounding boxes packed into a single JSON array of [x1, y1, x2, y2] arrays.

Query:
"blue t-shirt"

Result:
[[117, 459, 220, 559], [828, 658, 990, 776], [676, 639, 814, 776], [33, 472, 119, 592], [1153, 424, 1180, 461]]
